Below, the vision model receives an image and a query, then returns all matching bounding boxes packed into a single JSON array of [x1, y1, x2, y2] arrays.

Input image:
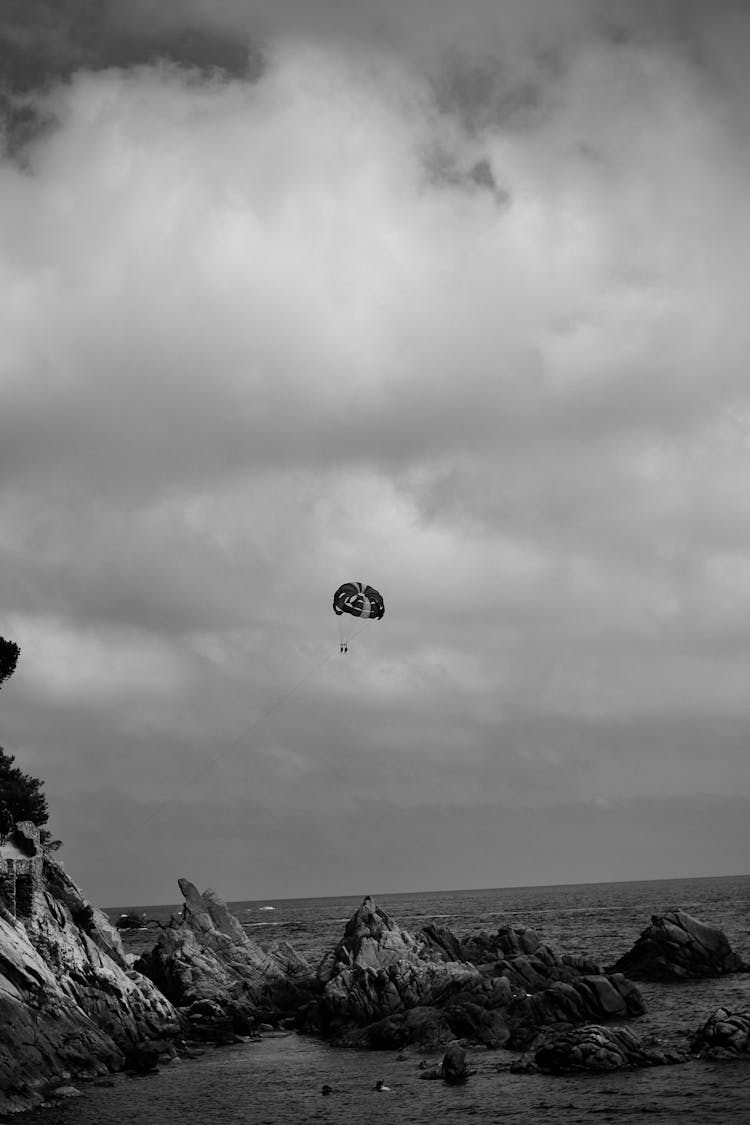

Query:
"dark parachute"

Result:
[[333, 582, 384, 652], [332, 581, 385, 620]]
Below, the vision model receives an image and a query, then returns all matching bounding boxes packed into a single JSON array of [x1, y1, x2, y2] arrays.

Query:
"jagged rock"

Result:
[[264, 939, 311, 976], [320, 895, 426, 979], [422, 922, 603, 989], [608, 910, 747, 980], [513, 1024, 689, 1074], [441, 1040, 469, 1084], [303, 897, 644, 1050], [420, 922, 644, 1048], [0, 832, 181, 1116], [504, 972, 645, 1048], [691, 1007, 750, 1059], [136, 878, 314, 1036], [421, 922, 544, 968], [419, 923, 465, 963], [180, 879, 247, 944], [305, 897, 484, 1039]]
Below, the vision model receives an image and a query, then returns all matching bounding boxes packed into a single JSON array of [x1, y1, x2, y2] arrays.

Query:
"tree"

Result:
[[0, 636, 20, 691], [0, 641, 61, 847], [0, 748, 49, 837]]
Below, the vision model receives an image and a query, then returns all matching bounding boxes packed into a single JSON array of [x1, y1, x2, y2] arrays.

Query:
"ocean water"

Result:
[[27, 875, 750, 1124]]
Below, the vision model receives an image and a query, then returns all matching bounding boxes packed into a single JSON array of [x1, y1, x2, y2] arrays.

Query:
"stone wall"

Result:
[[0, 821, 43, 919]]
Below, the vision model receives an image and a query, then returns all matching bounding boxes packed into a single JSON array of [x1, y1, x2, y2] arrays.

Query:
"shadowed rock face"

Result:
[[441, 1039, 470, 1084], [512, 1023, 689, 1074], [135, 878, 314, 1039], [607, 910, 747, 980], [691, 1007, 750, 1059]]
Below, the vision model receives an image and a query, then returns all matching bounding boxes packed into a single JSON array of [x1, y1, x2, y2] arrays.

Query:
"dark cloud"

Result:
[[0, 0, 258, 91], [0, 0, 260, 158]]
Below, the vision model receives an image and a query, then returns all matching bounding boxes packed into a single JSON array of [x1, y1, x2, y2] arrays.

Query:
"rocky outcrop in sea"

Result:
[[4, 840, 747, 1112], [607, 910, 747, 980], [134, 877, 315, 1040], [691, 1007, 750, 1059], [511, 1023, 689, 1074], [299, 895, 645, 1049]]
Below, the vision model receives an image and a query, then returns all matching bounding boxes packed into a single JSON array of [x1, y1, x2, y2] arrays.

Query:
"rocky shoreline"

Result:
[[1, 823, 748, 1116]]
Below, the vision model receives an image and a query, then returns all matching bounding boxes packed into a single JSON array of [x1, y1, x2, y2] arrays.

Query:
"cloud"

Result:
[[2, 1, 750, 901]]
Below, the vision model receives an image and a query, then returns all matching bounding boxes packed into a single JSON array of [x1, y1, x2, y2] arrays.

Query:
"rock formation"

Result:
[[607, 910, 747, 980], [691, 1007, 750, 1059], [7, 829, 742, 1116], [440, 1039, 470, 1084], [0, 824, 181, 1116], [301, 896, 645, 1049], [135, 877, 314, 1039], [511, 1023, 688, 1074]]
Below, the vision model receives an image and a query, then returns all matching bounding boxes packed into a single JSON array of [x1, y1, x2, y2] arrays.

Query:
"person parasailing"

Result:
[[332, 581, 385, 651]]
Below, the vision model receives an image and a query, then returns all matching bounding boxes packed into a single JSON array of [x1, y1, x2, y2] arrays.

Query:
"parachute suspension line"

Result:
[[339, 616, 373, 653], [347, 618, 373, 646], [116, 645, 338, 847]]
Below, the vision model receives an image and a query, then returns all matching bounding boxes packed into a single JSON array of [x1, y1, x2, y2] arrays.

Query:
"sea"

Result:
[[23, 874, 750, 1125]]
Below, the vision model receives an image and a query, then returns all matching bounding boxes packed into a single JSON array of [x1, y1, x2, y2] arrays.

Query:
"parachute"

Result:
[[332, 581, 384, 651]]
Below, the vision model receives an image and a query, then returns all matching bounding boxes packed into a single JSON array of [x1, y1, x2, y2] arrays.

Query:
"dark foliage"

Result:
[[0, 636, 20, 691], [0, 748, 49, 837], [39, 828, 63, 852]]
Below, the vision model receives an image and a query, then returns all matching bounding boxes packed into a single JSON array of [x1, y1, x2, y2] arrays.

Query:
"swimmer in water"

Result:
[[374, 1079, 391, 1091]]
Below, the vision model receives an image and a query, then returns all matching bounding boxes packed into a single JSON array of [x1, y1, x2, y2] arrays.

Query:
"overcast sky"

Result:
[[1, 0, 749, 907]]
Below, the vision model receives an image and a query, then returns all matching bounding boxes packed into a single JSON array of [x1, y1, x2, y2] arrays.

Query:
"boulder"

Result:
[[513, 1024, 688, 1074], [48, 1085, 83, 1100], [608, 910, 747, 980], [691, 1007, 750, 1059], [123, 1043, 161, 1074], [441, 1040, 470, 1085]]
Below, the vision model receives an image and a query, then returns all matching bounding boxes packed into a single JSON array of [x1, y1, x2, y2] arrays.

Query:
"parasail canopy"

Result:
[[332, 581, 385, 620]]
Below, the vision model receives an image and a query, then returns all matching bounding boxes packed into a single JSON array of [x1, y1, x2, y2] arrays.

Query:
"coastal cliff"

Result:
[[3, 841, 748, 1116], [0, 823, 181, 1115]]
